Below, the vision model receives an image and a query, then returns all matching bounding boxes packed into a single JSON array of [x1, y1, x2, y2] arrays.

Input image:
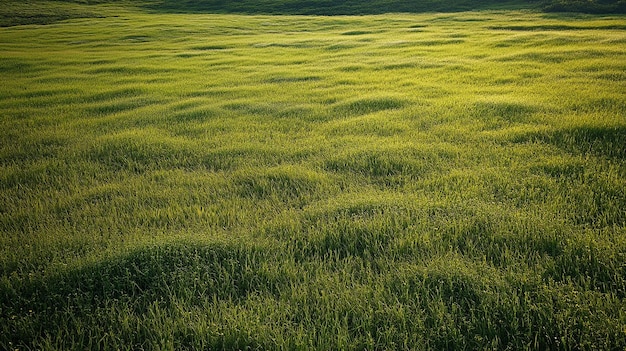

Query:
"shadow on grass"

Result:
[[2, 0, 623, 27], [514, 125, 626, 161], [1, 241, 289, 349], [140, 0, 535, 15], [0, 0, 108, 27]]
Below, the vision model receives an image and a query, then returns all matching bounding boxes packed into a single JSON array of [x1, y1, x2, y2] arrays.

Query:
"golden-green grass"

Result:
[[1, 3, 626, 350]]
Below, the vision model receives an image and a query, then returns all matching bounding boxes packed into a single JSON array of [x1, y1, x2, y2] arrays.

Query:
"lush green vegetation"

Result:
[[1, 1, 626, 349]]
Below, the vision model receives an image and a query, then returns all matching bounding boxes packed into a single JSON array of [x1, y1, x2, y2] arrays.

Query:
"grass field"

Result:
[[1, 1, 626, 349]]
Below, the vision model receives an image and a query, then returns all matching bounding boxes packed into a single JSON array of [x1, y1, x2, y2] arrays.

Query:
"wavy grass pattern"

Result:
[[1, 3, 625, 350]]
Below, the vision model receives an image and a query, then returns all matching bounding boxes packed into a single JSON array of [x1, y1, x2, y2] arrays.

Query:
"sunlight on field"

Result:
[[1, 4, 625, 349]]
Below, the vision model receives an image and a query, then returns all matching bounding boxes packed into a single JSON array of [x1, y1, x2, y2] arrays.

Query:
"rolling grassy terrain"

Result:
[[1, 1, 626, 349]]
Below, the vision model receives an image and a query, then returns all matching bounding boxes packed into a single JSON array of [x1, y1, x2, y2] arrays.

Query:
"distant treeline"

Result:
[[139, 0, 626, 14]]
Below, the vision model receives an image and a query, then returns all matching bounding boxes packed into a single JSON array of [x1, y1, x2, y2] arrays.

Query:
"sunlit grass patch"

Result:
[[322, 113, 409, 137], [469, 100, 540, 130], [233, 165, 334, 202], [331, 97, 408, 118], [324, 146, 438, 182]]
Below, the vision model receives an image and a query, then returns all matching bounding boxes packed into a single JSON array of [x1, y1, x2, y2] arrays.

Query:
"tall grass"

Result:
[[1, 3, 625, 350]]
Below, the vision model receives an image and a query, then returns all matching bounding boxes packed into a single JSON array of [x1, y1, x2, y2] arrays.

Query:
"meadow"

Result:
[[1, 1, 626, 349]]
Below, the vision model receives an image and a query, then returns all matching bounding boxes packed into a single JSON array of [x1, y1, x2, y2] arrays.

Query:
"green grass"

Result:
[[1, 2, 626, 350]]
